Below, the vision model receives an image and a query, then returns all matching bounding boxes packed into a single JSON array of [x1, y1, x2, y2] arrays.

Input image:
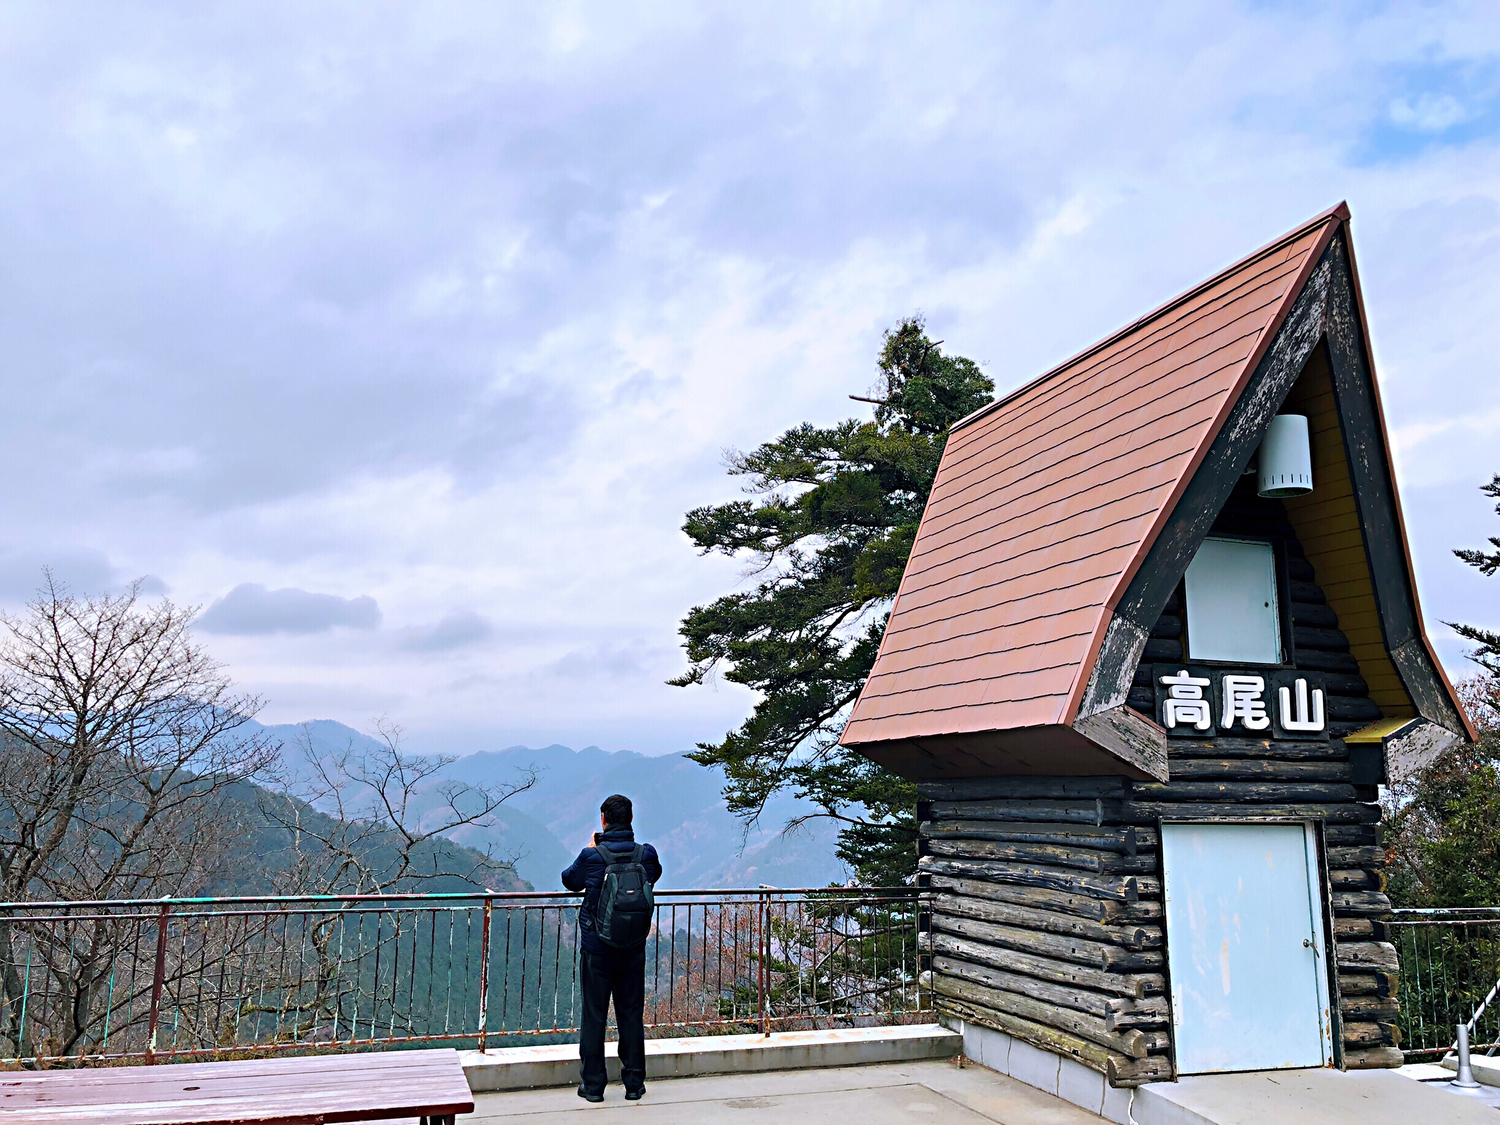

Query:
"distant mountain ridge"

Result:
[[250, 721, 849, 891]]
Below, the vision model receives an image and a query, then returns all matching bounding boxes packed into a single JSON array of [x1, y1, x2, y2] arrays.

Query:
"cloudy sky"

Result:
[[2, 2, 1498, 757]]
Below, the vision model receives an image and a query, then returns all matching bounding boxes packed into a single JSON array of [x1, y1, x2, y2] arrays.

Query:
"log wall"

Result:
[[916, 482, 1400, 1086]]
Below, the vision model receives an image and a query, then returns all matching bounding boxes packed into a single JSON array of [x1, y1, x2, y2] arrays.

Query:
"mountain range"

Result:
[[252, 719, 849, 892]]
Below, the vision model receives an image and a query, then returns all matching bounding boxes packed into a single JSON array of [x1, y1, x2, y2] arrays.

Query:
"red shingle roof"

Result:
[[841, 206, 1344, 753]]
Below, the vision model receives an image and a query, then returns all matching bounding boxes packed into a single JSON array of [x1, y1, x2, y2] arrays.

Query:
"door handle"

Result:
[[1303, 938, 1319, 956]]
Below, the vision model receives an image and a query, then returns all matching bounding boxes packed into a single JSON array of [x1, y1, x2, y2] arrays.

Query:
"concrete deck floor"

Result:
[[461, 1058, 1108, 1124]]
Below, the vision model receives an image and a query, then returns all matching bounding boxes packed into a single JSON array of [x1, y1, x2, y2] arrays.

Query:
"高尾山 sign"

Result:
[[1153, 666, 1328, 740]]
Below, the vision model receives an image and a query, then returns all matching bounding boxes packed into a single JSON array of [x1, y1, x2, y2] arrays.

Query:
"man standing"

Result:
[[561, 793, 662, 1102]]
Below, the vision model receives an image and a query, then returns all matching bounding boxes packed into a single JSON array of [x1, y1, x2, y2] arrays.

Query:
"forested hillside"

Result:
[[254, 720, 849, 891]]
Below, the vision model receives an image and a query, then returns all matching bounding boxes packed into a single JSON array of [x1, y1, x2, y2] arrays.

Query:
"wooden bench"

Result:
[[0, 1047, 475, 1124]]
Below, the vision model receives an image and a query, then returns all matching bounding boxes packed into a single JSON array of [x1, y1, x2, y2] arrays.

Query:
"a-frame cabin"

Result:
[[840, 204, 1475, 1104]]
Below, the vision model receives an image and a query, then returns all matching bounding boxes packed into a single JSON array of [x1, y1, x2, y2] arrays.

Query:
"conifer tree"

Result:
[[1450, 473, 1500, 674], [671, 317, 992, 884]]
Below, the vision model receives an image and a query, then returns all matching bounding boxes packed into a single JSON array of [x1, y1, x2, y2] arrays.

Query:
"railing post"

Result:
[[145, 901, 170, 1062], [1453, 1022, 1482, 1088], [758, 891, 768, 1038], [477, 897, 493, 1053]]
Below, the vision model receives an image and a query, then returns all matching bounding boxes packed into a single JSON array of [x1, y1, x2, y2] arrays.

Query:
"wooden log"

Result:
[[1327, 846, 1385, 868], [921, 820, 1150, 855], [924, 837, 1154, 875], [1341, 1021, 1399, 1048], [1340, 994, 1400, 1021], [1164, 759, 1353, 782], [928, 874, 1123, 922], [927, 973, 1150, 1058], [1149, 614, 1182, 639], [1323, 673, 1369, 698], [1128, 781, 1358, 803], [1108, 1055, 1174, 1088], [1289, 579, 1325, 604], [1295, 626, 1349, 653], [1333, 918, 1374, 940], [918, 856, 1145, 901], [1327, 695, 1381, 723], [1143, 637, 1182, 662], [923, 930, 1160, 999], [928, 956, 1126, 1020], [1115, 802, 1379, 826], [1292, 602, 1339, 629], [931, 911, 1164, 971], [1336, 971, 1398, 997], [1336, 942, 1399, 972], [1294, 649, 1361, 674], [918, 778, 1128, 801], [1106, 996, 1171, 1031], [1325, 825, 1380, 846], [1331, 891, 1391, 916], [1343, 1046, 1404, 1070], [927, 874, 1162, 924], [929, 799, 1105, 825], [935, 996, 1127, 1079], [931, 890, 1162, 950], [1165, 736, 1347, 761], [1329, 868, 1384, 891], [1137, 1031, 1171, 1054], [1113, 900, 1164, 925]]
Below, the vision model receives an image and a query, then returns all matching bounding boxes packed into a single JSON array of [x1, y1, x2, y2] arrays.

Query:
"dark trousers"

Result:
[[579, 944, 646, 1094]]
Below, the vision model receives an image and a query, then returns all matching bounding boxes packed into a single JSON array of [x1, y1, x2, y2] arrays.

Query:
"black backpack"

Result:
[[592, 844, 655, 948]]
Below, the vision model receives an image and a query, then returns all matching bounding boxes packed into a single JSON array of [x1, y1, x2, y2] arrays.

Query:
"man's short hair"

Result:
[[600, 793, 633, 827]]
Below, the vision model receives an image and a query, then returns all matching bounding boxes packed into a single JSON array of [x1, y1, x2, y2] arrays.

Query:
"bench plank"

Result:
[[0, 1048, 474, 1125]]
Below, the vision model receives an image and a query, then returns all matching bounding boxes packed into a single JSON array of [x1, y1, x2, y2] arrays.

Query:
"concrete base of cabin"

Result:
[[943, 1015, 1136, 1123], [458, 1023, 961, 1091]]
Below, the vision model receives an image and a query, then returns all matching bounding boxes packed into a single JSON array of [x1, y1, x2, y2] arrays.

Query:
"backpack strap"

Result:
[[594, 845, 613, 867], [631, 844, 644, 864]]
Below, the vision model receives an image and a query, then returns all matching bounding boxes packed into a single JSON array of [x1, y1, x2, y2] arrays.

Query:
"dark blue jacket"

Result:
[[561, 826, 662, 953]]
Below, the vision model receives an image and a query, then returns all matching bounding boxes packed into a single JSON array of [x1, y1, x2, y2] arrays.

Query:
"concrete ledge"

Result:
[[459, 1024, 961, 1091], [1440, 1050, 1500, 1087], [1130, 1067, 1500, 1124]]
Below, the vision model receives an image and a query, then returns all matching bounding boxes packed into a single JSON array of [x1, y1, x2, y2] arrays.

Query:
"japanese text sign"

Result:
[[1152, 665, 1328, 740]]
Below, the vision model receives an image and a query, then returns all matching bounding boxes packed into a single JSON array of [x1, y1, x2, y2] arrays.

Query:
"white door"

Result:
[[1161, 822, 1333, 1073]]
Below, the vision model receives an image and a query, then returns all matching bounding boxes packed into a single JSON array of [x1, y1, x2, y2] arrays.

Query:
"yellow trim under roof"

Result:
[[1345, 717, 1423, 745], [1281, 347, 1417, 720]]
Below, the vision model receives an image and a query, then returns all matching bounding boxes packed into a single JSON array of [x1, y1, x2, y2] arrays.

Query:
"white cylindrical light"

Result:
[[1258, 414, 1313, 498]]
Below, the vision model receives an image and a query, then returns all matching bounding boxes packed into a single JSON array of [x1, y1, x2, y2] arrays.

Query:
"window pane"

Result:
[[1184, 538, 1282, 664]]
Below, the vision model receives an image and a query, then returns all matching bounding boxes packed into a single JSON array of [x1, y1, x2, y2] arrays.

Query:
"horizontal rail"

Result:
[[0, 888, 924, 1066], [0, 887, 917, 911]]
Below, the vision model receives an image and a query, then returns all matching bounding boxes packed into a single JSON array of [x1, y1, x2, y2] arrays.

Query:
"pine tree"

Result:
[[671, 317, 992, 884], [1449, 473, 1500, 674]]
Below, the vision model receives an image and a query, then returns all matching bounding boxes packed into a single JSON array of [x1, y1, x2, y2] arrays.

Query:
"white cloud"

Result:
[[1389, 93, 1469, 132]]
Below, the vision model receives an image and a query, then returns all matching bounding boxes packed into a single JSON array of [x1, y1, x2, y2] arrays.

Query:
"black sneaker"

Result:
[[577, 1086, 604, 1103], [625, 1088, 645, 1101]]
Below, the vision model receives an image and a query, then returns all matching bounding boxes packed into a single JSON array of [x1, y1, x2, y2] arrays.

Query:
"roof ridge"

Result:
[[951, 202, 1349, 433]]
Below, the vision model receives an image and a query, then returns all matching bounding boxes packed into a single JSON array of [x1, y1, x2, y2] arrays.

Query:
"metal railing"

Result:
[[1392, 907, 1500, 1060], [0, 886, 922, 1065]]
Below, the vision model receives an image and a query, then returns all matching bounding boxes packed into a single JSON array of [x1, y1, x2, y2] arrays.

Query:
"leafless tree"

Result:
[[0, 573, 277, 1057], [262, 718, 536, 896], [240, 720, 538, 1040]]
